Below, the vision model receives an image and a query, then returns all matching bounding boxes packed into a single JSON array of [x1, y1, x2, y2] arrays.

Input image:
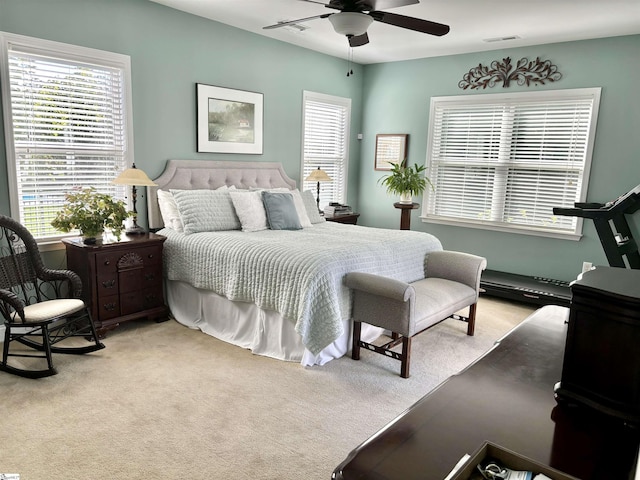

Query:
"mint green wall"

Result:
[[0, 0, 364, 221], [360, 35, 640, 281], [1, 0, 639, 282]]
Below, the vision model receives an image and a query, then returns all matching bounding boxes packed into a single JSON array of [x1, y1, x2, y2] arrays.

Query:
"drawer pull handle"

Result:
[[104, 260, 110, 266], [145, 273, 155, 281], [102, 280, 116, 288], [148, 254, 154, 259], [103, 302, 116, 311]]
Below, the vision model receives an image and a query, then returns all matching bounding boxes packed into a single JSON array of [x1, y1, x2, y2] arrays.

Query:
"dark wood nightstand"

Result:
[[62, 233, 169, 337], [325, 213, 360, 225]]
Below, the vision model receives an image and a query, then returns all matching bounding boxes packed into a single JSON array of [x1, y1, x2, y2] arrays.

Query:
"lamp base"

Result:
[[125, 225, 146, 235]]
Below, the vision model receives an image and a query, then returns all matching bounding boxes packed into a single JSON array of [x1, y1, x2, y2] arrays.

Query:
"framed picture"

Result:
[[197, 83, 263, 154], [375, 134, 408, 170]]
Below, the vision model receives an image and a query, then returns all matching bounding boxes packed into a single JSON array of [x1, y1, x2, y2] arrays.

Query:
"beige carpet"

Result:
[[0, 296, 535, 480]]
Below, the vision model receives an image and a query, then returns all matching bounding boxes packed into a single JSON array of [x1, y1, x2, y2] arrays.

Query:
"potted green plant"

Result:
[[51, 187, 132, 243], [379, 162, 432, 204]]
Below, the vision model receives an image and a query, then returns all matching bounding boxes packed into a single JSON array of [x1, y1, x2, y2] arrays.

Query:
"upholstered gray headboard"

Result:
[[147, 160, 297, 230]]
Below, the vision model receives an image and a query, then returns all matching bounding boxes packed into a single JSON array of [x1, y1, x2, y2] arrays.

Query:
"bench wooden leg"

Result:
[[467, 303, 477, 336], [400, 335, 412, 378], [352, 321, 362, 360]]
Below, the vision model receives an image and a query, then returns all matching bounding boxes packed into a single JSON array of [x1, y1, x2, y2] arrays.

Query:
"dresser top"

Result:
[[62, 232, 166, 250]]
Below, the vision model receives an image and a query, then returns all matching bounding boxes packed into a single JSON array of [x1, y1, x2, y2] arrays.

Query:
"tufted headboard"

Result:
[[147, 160, 297, 230]]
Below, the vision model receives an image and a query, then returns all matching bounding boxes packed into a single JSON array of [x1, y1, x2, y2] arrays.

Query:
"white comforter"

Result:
[[160, 222, 442, 355]]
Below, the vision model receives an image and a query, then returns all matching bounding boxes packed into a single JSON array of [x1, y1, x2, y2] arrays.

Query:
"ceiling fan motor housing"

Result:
[[329, 12, 374, 36]]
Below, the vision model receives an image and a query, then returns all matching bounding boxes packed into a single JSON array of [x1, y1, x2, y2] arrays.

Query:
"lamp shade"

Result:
[[112, 164, 157, 186], [328, 12, 373, 37], [305, 168, 333, 182]]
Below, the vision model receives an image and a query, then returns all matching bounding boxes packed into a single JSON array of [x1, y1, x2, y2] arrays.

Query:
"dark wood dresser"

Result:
[[332, 305, 640, 480], [555, 266, 640, 423], [63, 233, 169, 336]]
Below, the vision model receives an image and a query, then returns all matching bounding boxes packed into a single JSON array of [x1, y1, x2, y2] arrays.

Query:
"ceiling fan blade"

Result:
[[369, 10, 449, 36], [349, 32, 370, 47], [368, 0, 419, 11], [299, 0, 343, 10], [263, 13, 332, 30]]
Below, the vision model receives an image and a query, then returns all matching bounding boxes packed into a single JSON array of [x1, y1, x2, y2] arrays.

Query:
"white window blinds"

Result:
[[301, 91, 351, 209], [1, 33, 133, 240], [424, 88, 601, 238]]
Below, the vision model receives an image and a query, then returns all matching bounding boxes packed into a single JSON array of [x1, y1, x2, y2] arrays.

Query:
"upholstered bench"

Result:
[[345, 250, 487, 378]]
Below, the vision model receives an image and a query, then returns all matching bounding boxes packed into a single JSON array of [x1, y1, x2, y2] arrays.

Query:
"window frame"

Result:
[[422, 88, 602, 240], [0, 31, 135, 245], [300, 90, 351, 209]]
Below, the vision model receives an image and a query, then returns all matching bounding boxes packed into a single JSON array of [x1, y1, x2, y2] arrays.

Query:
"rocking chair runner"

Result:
[[0, 215, 104, 378]]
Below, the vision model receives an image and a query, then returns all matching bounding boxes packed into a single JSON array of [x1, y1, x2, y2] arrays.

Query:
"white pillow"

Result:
[[301, 190, 326, 224], [290, 189, 312, 228], [229, 190, 268, 232], [157, 190, 184, 232], [171, 189, 241, 234]]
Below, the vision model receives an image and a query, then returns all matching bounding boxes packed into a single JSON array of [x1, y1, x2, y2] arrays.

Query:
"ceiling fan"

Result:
[[263, 0, 450, 47]]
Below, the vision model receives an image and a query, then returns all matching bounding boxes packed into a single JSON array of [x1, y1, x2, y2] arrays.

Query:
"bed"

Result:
[[148, 160, 443, 366]]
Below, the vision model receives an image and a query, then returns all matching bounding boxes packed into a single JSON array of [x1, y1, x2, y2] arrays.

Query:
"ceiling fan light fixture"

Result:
[[328, 12, 373, 37]]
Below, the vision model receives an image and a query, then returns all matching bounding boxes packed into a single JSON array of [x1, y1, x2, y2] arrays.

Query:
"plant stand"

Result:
[[394, 202, 419, 230]]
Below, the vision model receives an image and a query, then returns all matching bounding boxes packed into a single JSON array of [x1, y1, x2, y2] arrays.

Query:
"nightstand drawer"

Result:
[[98, 294, 120, 321], [119, 268, 142, 294], [138, 246, 162, 266], [96, 251, 120, 273], [97, 272, 119, 297], [142, 265, 163, 288], [120, 290, 142, 316], [142, 287, 164, 309]]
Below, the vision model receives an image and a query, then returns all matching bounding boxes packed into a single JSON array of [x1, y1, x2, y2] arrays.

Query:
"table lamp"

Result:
[[305, 167, 333, 213], [112, 163, 157, 234]]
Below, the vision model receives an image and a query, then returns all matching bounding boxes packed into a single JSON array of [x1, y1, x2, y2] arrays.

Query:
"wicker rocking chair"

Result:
[[0, 215, 104, 378]]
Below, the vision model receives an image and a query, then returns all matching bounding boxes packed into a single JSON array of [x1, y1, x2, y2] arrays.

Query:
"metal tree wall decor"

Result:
[[458, 57, 562, 90]]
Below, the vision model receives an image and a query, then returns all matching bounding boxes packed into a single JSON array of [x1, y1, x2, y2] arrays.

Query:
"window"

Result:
[[423, 88, 601, 239], [301, 91, 351, 210], [0, 32, 134, 241]]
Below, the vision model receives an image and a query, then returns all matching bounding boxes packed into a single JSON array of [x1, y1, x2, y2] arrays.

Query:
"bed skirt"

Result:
[[166, 280, 383, 366]]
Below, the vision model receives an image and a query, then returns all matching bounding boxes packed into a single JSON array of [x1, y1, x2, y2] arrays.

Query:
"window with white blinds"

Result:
[[301, 91, 351, 210], [0, 32, 133, 241], [424, 88, 601, 239]]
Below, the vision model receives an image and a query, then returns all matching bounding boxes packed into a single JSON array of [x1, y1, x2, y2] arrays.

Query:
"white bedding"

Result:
[[160, 222, 443, 359]]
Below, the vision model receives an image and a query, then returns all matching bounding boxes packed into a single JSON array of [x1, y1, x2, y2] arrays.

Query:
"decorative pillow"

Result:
[[301, 190, 326, 224], [229, 190, 268, 232], [171, 189, 241, 234], [157, 189, 184, 232], [262, 191, 302, 230]]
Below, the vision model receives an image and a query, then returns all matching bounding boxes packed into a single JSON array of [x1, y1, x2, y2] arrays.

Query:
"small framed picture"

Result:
[[196, 83, 263, 154], [375, 134, 408, 170]]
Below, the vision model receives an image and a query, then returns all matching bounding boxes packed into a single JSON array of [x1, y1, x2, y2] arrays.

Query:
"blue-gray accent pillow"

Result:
[[262, 191, 302, 230]]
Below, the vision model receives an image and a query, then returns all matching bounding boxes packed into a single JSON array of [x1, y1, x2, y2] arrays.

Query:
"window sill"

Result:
[[37, 239, 66, 252], [420, 216, 583, 241]]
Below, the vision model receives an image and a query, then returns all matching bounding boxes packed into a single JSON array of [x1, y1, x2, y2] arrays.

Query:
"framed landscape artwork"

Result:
[[375, 134, 408, 170], [196, 83, 263, 154]]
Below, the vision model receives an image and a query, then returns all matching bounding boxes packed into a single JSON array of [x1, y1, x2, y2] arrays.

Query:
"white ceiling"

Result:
[[149, 0, 640, 64]]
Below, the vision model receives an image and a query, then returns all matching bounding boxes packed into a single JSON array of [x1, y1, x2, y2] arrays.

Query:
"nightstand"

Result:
[[62, 233, 169, 337], [325, 213, 360, 225]]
